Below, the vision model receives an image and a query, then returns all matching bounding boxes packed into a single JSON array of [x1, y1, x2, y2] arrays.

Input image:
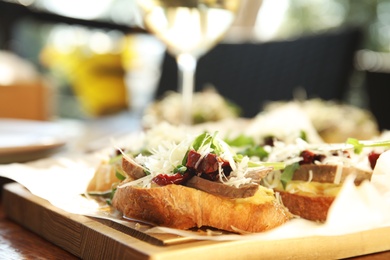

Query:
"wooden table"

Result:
[[1, 177, 389, 260]]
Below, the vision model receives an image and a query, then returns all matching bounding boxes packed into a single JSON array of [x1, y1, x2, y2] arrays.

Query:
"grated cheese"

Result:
[[308, 170, 313, 183], [116, 122, 372, 191], [333, 164, 343, 185]]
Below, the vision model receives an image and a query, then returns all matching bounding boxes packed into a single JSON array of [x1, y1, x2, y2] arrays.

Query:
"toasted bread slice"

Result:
[[275, 164, 373, 222], [87, 162, 117, 193], [112, 183, 291, 233]]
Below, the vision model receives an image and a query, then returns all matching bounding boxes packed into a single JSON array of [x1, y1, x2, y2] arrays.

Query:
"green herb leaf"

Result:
[[144, 169, 151, 176], [346, 138, 364, 154], [225, 134, 255, 147], [347, 138, 390, 154], [183, 132, 214, 167], [211, 132, 224, 154], [233, 155, 285, 170], [139, 148, 152, 156], [192, 132, 212, 151], [300, 130, 308, 142], [115, 170, 126, 181], [87, 190, 113, 197], [191, 132, 225, 155], [108, 153, 123, 164], [106, 187, 117, 206], [174, 165, 187, 175], [239, 145, 269, 160], [281, 162, 300, 190]]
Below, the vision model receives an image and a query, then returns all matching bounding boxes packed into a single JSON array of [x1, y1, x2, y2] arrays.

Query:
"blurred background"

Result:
[[0, 0, 389, 129]]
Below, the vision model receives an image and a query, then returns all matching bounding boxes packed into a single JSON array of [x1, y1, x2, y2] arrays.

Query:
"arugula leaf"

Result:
[[106, 188, 117, 206], [115, 170, 126, 181], [346, 138, 364, 154], [191, 132, 224, 155], [144, 169, 151, 176], [347, 138, 390, 154], [233, 154, 285, 170], [183, 132, 214, 167], [139, 148, 152, 156], [281, 162, 300, 190], [193, 113, 207, 124], [300, 130, 308, 142], [108, 153, 123, 164], [225, 134, 255, 147], [211, 132, 223, 154], [250, 161, 286, 170], [181, 150, 190, 166], [239, 145, 269, 160], [181, 132, 213, 170], [86, 190, 112, 197], [192, 132, 212, 151], [88, 187, 118, 206], [174, 165, 187, 175]]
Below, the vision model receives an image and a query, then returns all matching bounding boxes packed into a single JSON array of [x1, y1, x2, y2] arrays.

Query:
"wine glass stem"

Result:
[[177, 53, 197, 125]]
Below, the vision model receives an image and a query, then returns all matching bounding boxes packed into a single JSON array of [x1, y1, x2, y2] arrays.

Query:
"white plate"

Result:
[[0, 119, 67, 163]]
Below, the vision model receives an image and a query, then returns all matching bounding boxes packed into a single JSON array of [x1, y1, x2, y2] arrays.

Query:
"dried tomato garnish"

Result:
[[186, 150, 201, 169], [152, 172, 192, 186], [197, 153, 219, 173], [368, 151, 382, 169], [263, 136, 275, 147], [185, 150, 232, 181], [299, 150, 325, 165]]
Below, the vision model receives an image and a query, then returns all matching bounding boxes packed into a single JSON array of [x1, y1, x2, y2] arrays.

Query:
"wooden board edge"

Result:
[[2, 182, 390, 260], [1, 183, 163, 259]]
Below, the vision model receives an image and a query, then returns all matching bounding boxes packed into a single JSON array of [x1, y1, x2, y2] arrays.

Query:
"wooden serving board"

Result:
[[2, 182, 390, 260]]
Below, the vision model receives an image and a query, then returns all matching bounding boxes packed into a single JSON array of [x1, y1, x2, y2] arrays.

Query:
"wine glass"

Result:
[[137, 0, 240, 125]]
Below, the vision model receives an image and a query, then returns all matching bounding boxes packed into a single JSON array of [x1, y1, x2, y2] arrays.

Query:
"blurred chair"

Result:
[[365, 71, 390, 130], [156, 27, 362, 118]]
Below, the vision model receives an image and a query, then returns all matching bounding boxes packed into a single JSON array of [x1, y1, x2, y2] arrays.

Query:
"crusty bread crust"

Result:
[[112, 184, 291, 233], [277, 190, 334, 222]]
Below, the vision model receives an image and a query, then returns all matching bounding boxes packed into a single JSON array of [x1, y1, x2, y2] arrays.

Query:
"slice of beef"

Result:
[[186, 175, 259, 199], [292, 164, 372, 185], [122, 155, 146, 180], [245, 167, 274, 184]]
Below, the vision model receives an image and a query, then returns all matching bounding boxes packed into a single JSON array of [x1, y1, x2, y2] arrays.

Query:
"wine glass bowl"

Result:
[[137, 0, 240, 124], [139, 0, 239, 58]]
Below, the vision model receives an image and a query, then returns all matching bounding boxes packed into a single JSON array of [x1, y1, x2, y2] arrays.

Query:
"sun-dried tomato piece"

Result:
[[197, 153, 219, 174], [186, 150, 201, 169], [299, 150, 325, 165], [185, 150, 232, 181], [152, 172, 192, 186], [368, 151, 382, 169], [263, 136, 276, 146]]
